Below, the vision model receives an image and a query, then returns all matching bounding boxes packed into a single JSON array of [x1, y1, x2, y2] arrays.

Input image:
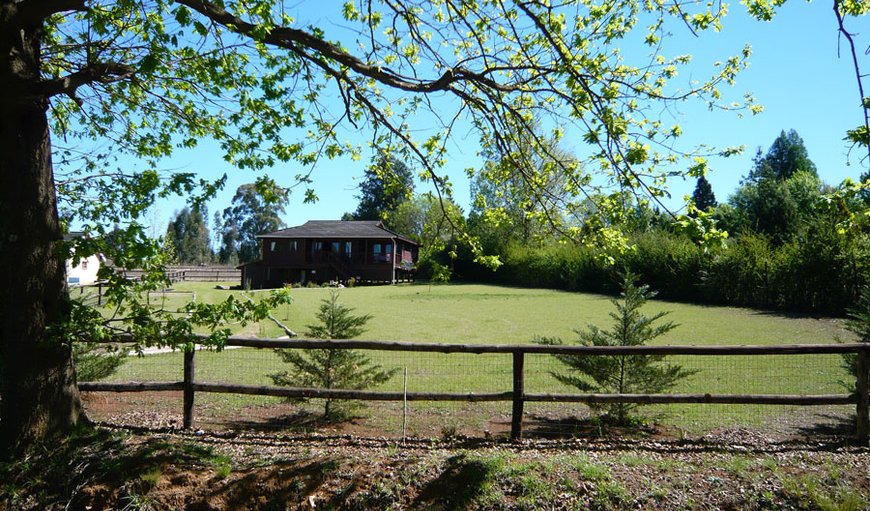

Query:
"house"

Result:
[[238, 220, 419, 288], [64, 232, 105, 286]]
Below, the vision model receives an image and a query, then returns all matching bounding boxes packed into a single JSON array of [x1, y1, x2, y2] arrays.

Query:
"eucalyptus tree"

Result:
[[220, 182, 288, 263], [1, 0, 866, 455], [166, 206, 212, 264]]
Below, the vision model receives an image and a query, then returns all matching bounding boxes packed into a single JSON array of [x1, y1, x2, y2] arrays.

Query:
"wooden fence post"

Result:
[[856, 347, 869, 446], [183, 348, 196, 430], [511, 351, 525, 442]]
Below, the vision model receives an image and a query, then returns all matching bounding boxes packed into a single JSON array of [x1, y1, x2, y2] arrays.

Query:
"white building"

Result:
[[65, 232, 104, 286]]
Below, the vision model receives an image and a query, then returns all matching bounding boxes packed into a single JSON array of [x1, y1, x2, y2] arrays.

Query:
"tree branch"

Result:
[[175, 0, 515, 94], [834, 0, 870, 163], [37, 62, 137, 103], [1, 0, 86, 27]]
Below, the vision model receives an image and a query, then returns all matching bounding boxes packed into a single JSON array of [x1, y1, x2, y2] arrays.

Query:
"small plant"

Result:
[[120, 492, 157, 511], [346, 276, 357, 288], [74, 342, 127, 382], [270, 290, 397, 419], [138, 467, 163, 490], [535, 272, 697, 426], [841, 286, 870, 394]]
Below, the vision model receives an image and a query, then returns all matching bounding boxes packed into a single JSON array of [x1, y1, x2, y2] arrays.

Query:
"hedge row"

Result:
[[451, 228, 868, 315]]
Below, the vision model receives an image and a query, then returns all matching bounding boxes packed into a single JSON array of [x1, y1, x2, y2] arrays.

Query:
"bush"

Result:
[[535, 273, 697, 425], [74, 342, 127, 382], [456, 225, 870, 316], [270, 290, 397, 419]]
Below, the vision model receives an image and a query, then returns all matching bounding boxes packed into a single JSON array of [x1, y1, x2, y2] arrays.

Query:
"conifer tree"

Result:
[[270, 291, 397, 419], [536, 273, 697, 425], [691, 176, 718, 212]]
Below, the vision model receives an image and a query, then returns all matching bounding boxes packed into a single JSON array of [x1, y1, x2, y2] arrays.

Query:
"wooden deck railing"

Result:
[[78, 336, 870, 444]]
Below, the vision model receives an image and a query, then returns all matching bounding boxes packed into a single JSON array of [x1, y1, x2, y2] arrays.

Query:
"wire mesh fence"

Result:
[[81, 338, 866, 442]]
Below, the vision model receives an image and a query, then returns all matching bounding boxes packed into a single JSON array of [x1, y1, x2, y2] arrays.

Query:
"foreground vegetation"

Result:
[[2, 427, 868, 510]]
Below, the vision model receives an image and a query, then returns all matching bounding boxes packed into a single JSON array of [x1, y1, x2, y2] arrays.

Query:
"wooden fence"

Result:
[[122, 266, 240, 282], [78, 337, 870, 443]]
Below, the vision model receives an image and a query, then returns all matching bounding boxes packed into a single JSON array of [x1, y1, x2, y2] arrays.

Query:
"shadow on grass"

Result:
[[415, 453, 501, 510], [220, 409, 362, 433], [795, 412, 856, 440], [522, 414, 658, 439]]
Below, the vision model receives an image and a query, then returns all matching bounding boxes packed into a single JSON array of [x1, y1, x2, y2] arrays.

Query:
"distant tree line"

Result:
[[445, 129, 869, 316], [165, 129, 867, 315]]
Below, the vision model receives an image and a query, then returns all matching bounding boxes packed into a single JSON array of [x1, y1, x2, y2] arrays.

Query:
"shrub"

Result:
[[535, 273, 697, 425], [270, 290, 397, 419], [74, 342, 127, 382]]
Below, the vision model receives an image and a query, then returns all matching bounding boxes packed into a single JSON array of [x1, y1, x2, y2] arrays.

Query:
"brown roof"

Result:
[[259, 220, 418, 245]]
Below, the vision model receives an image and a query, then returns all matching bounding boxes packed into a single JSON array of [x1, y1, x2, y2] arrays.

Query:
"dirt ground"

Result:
[[2, 419, 868, 511], [2, 393, 867, 511]]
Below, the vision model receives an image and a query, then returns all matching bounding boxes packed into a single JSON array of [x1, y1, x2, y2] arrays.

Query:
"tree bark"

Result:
[[0, 15, 83, 457]]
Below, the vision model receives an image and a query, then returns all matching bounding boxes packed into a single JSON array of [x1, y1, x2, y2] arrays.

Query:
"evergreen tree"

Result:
[[535, 273, 697, 425], [691, 176, 717, 212], [166, 206, 212, 264], [841, 286, 870, 393], [350, 153, 415, 222], [745, 130, 817, 184], [74, 343, 127, 382], [270, 291, 398, 419]]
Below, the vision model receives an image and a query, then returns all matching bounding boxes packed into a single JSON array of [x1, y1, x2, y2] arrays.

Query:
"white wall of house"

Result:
[[66, 254, 102, 285]]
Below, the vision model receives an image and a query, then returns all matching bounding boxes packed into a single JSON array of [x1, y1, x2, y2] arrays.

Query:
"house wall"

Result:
[[249, 236, 415, 288], [66, 254, 101, 285]]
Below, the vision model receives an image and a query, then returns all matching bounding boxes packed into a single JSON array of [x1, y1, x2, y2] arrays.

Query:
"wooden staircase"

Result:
[[327, 252, 355, 282]]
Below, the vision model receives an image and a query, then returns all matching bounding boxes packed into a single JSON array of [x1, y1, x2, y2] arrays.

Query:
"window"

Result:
[[270, 241, 278, 252], [372, 243, 391, 262], [81, 260, 88, 270], [312, 241, 323, 252], [345, 241, 352, 254], [290, 240, 298, 251], [331, 241, 340, 253]]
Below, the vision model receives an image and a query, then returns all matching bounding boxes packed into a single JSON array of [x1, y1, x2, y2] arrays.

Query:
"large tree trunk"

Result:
[[0, 15, 83, 457]]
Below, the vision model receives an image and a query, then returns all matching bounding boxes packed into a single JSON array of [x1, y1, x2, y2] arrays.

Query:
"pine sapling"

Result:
[[270, 290, 397, 419], [536, 272, 697, 426]]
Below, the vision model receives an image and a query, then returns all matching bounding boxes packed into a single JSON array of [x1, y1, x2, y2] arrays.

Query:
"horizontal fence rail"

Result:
[[78, 336, 870, 443]]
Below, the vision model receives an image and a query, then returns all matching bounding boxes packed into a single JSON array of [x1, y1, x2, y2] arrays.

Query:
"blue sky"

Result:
[[147, 1, 867, 238]]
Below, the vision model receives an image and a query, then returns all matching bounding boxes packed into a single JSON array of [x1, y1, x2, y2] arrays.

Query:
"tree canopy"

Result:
[[166, 206, 212, 264], [744, 130, 818, 184], [220, 182, 288, 264], [348, 153, 415, 223], [691, 176, 718, 213], [1, 0, 868, 455]]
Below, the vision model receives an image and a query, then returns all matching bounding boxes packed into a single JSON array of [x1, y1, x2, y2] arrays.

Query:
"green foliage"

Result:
[[220, 183, 288, 264], [73, 342, 128, 382], [470, 126, 579, 247], [270, 291, 397, 418], [535, 273, 697, 425], [745, 130, 818, 183], [390, 193, 465, 280], [841, 286, 870, 393], [165, 206, 212, 264], [350, 153, 415, 222]]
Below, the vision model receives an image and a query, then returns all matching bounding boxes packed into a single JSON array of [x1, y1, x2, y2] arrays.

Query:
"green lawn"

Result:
[[141, 281, 853, 344], [103, 282, 858, 434]]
